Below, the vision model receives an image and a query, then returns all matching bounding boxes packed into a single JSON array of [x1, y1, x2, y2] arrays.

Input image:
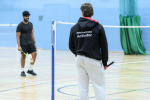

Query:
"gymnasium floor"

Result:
[[0, 48, 150, 100]]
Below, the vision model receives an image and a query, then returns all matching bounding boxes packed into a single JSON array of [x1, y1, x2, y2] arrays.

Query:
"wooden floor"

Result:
[[0, 48, 150, 100]]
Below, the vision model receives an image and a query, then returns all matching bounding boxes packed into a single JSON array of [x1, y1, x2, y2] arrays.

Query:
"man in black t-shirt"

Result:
[[16, 11, 37, 77]]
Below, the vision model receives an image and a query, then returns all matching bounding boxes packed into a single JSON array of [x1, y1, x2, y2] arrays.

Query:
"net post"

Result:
[[51, 21, 55, 100]]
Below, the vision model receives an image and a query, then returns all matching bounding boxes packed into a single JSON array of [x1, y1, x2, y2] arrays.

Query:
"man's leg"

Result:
[[83, 57, 106, 100], [21, 53, 26, 76], [27, 44, 37, 76], [76, 55, 89, 100], [30, 51, 37, 65]]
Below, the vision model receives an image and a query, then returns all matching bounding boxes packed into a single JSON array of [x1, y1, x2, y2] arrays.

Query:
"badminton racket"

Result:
[[107, 61, 115, 67], [21, 51, 34, 63]]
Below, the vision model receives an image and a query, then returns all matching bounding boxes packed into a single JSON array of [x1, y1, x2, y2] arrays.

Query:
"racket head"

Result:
[[21, 51, 33, 63], [27, 54, 34, 63]]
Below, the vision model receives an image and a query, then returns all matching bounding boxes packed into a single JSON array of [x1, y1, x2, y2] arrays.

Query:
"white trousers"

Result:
[[76, 55, 106, 100]]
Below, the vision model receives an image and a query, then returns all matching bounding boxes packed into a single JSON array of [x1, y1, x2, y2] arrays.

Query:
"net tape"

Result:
[[54, 21, 150, 28], [1, 22, 150, 28], [0, 24, 18, 26]]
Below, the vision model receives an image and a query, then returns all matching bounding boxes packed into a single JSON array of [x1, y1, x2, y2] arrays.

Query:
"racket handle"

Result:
[[107, 61, 114, 67], [21, 51, 26, 55]]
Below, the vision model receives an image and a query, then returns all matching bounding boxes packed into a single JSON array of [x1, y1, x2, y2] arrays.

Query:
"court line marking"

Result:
[[56, 60, 150, 66], [57, 85, 94, 98], [0, 95, 49, 100], [0, 75, 148, 96], [0, 83, 48, 93], [0, 76, 143, 83], [0, 83, 51, 99], [0, 78, 149, 99], [1, 74, 150, 84], [112, 65, 150, 72], [113, 58, 150, 62], [57, 84, 150, 97], [107, 87, 150, 95], [0, 86, 51, 94], [0, 76, 141, 94], [0, 55, 149, 99], [0, 75, 77, 87], [0, 66, 52, 73], [117, 60, 150, 64], [121, 67, 150, 71]]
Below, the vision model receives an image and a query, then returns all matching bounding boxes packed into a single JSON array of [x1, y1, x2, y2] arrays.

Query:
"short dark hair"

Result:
[[22, 11, 30, 16], [80, 3, 94, 17]]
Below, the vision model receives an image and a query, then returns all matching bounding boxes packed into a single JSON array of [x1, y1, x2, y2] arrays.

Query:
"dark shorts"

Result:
[[21, 44, 36, 54]]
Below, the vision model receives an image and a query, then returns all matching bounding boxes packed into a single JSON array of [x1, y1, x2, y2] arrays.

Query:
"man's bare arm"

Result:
[[31, 29, 37, 48], [16, 32, 22, 51]]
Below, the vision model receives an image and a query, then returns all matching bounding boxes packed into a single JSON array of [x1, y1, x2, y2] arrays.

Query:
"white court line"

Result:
[[116, 60, 150, 64], [56, 60, 150, 67], [106, 76, 133, 80], [0, 86, 51, 94], [106, 76, 150, 80], [0, 70, 21, 73], [0, 77, 149, 99], [0, 95, 49, 100], [56, 62, 75, 65], [56, 76, 149, 85], [115, 60, 150, 69], [0, 77, 135, 94], [0, 69, 25, 73], [0, 66, 51, 73], [0, 79, 49, 83]]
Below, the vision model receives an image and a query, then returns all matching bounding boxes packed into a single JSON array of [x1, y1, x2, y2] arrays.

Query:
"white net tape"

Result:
[[55, 21, 150, 28]]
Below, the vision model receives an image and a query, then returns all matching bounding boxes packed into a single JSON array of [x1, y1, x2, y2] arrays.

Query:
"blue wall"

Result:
[[0, 0, 150, 52], [138, 1, 150, 53]]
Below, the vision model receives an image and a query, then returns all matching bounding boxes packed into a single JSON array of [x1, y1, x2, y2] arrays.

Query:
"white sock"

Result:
[[22, 68, 25, 72], [29, 65, 34, 71]]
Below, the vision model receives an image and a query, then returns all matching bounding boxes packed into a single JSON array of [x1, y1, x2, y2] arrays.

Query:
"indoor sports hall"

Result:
[[0, 0, 150, 100]]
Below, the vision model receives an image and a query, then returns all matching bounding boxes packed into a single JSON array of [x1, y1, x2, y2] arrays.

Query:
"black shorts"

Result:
[[21, 44, 36, 54]]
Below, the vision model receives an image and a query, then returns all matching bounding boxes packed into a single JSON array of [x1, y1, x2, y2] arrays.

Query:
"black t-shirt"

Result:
[[16, 22, 34, 45]]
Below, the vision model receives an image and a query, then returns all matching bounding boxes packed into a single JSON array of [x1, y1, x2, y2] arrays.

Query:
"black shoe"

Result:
[[21, 71, 26, 77], [27, 70, 37, 76]]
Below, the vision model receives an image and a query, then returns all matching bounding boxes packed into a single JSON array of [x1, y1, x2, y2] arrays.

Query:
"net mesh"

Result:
[[0, 24, 34, 69], [119, 0, 148, 55], [119, 0, 138, 17], [52, 21, 150, 99], [0, 25, 17, 47], [54, 22, 96, 100]]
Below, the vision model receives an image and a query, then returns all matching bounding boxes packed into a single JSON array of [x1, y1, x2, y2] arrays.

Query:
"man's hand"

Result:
[[18, 47, 22, 51], [35, 44, 37, 49], [104, 66, 107, 70]]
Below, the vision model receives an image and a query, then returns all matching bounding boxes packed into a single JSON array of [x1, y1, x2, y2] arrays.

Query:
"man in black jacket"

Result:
[[69, 3, 108, 100]]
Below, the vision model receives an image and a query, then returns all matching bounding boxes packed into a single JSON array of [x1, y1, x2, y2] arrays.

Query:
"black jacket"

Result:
[[69, 17, 108, 66]]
